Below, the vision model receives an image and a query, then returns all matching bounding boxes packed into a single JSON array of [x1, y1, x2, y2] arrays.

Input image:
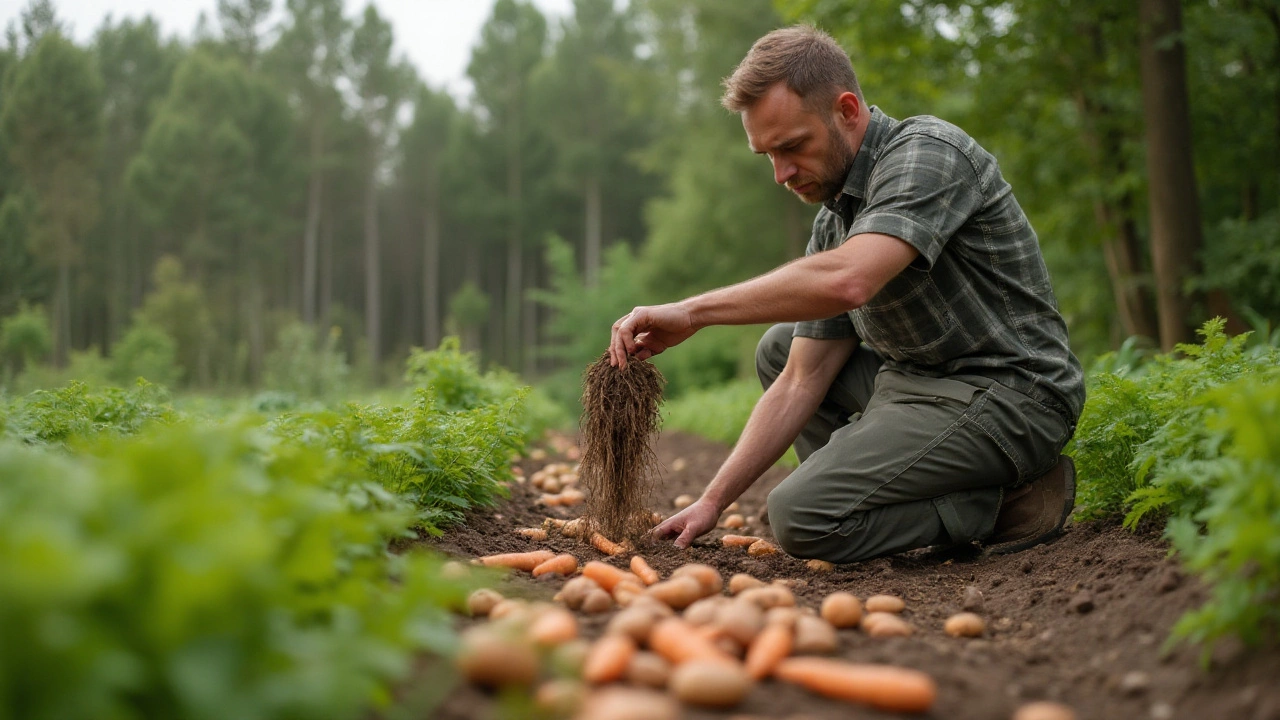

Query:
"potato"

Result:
[[607, 608, 660, 644], [467, 588, 504, 617], [669, 660, 753, 708], [684, 596, 729, 626], [820, 592, 863, 629], [728, 573, 766, 595], [714, 635, 746, 659], [555, 576, 601, 610], [943, 612, 986, 638], [1012, 701, 1078, 720], [489, 599, 528, 621], [765, 606, 801, 628], [715, 599, 765, 646], [574, 687, 680, 720], [645, 576, 704, 610], [722, 513, 746, 529], [550, 639, 590, 676], [581, 588, 615, 614], [517, 527, 548, 541], [725, 501, 741, 513], [542, 477, 562, 494], [530, 608, 579, 646], [747, 539, 779, 557], [805, 559, 835, 572], [864, 594, 906, 614], [441, 560, 469, 580], [626, 651, 671, 689], [862, 611, 913, 638], [456, 628, 538, 688], [792, 615, 838, 654], [738, 585, 796, 610], [671, 563, 724, 596], [673, 494, 695, 509], [535, 679, 585, 716], [561, 517, 587, 538]]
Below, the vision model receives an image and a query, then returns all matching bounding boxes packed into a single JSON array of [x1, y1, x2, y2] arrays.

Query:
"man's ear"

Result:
[[835, 92, 862, 128]]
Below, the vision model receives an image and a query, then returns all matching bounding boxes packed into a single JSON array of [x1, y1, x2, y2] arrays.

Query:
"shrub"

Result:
[[264, 322, 351, 400], [661, 378, 799, 467], [110, 321, 182, 388], [4, 380, 178, 447], [0, 425, 473, 720], [0, 303, 50, 373]]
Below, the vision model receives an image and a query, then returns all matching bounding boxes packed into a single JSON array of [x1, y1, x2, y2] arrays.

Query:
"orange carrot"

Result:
[[721, 535, 762, 547], [772, 658, 937, 713], [630, 556, 661, 585], [532, 553, 580, 578], [583, 561, 629, 591], [582, 634, 637, 684], [590, 532, 626, 556], [478, 550, 557, 572], [649, 618, 738, 666], [744, 620, 793, 680]]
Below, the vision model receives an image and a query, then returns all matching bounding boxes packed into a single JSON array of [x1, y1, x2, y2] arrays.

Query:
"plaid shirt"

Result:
[[794, 107, 1085, 423]]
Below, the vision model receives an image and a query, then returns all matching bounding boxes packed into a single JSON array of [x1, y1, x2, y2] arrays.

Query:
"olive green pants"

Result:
[[756, 323, 1071, 564]]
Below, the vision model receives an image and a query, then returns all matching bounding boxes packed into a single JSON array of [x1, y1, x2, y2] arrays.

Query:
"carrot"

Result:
[[583, 560, 629, 591], [591, 532, 626, 556], [533, 553, 580, 578], [648, 618, 737, 666], [582, 634, 637, 684], [744, 619, 793, 680], [517, 527, 549, 541], [478, 550, 557, 572], [721, 534, 762, 547], [772, 658, 937, 713], [630, 556, 661, 585]]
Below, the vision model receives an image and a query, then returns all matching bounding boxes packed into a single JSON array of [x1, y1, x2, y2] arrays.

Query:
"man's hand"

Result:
[[651, 498, 721, 549], [609, 303, 697, 367]]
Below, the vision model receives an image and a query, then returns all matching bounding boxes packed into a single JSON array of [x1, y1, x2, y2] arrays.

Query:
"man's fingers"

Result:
[[674, 526, 697, 550]]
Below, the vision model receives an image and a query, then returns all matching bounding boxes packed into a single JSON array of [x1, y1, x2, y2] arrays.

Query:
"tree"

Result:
[[218, 0, 274, 66], [401, 85, 458, 351], [349, 4, 413, 382], [1139, 0, 1206, 349], [468, 0, 548, 371], [0, 31, 104, 366], [270, 0, 348, 326]]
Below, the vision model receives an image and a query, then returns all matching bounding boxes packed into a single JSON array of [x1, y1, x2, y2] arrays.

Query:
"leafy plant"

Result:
[[109, 319, 182, 387], [264, 321, 351, 400], [3, 379, 178, 446], [661, 378, 798, 468]]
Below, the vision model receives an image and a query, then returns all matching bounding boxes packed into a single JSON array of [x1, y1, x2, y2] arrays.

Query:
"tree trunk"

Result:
[[246, 263, 265, 385], [584, 173, 602, 287], [364, 153, 382, 382], [522, 246, 538, 376], [505, 110, 524, 370], [320, 202, 333, 326], [1138, 0, 1203, 350], [53, 257, 70, 367], [423, 177, 441, 351], [302, 120, 324, 325]]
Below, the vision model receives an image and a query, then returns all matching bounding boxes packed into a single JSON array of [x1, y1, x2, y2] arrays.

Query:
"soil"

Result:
[[424, 430, 1280, 720]]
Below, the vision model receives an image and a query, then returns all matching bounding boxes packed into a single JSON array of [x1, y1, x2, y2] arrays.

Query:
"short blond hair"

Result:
[[721, 26, 863, 114]]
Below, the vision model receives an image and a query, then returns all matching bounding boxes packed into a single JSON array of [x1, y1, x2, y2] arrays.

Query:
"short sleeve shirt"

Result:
[[793, 107, 1085, 422]]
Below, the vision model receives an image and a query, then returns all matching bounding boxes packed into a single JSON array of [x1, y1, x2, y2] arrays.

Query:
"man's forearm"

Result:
[[681, 252, 855, 330], [699, 373, 825, 512]]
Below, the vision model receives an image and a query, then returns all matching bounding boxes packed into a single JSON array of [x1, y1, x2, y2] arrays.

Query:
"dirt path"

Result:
[[426, 431, 1280, 720]]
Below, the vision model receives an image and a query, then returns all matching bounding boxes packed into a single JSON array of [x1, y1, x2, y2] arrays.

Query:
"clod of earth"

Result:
[[579, 354, 665, 541]]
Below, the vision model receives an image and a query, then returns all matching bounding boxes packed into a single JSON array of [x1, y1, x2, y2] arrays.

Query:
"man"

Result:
[[608, 26, 1085, 563]]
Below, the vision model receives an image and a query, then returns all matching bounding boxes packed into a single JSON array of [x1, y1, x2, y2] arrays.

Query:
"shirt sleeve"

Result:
[[847, 133, 984, 270], [793, 208, 857, 340]]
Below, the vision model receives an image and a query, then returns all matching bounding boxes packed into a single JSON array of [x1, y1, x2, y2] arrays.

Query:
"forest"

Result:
[[2, 0, 1277, 402]]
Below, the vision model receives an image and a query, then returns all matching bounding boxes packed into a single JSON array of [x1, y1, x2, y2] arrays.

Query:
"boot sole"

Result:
[[984, 457, 1077, 556]]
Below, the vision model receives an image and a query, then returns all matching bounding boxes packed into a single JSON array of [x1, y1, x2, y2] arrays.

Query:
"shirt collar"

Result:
[[825, 106, 892, 215]]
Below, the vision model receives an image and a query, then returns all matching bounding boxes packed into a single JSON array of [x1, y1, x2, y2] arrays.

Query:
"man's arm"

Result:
[[609, 232, 917, 367], [652, 335, 859, 548]]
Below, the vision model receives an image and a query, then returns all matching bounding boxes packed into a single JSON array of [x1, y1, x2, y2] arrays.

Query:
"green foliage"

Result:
[[661, 377, 798, 467], [264, 322, 351, 400], [109, 319, 182, 388], [446, 282, 490, 333], [2, 379, 177, 446], [133, 256, 215, 388], [1070, 319, 1276, 521], [1162, 376, 1280, 657], [0, 423, 473, 720], [1198, 211, 1280, 321], [0, 302, 49, 372]]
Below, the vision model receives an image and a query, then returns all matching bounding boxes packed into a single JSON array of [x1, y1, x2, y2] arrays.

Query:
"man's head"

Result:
[[722, 26, 868, 204]]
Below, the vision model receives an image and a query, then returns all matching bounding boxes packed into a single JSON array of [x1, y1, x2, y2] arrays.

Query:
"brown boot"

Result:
[[984, 455, 1076, 555]]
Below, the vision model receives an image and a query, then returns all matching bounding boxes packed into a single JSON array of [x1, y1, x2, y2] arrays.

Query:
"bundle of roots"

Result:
[[578, 352, 665, 542]]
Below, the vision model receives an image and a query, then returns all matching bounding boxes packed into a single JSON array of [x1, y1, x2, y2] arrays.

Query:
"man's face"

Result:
[[743, 83, 857, 205]]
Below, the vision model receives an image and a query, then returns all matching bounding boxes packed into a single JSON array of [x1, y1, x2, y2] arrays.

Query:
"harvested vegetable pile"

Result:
[[578, 353, 665, 542]]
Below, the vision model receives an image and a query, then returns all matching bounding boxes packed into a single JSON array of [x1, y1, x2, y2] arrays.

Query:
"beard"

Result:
[[788, 124, 857, 204]]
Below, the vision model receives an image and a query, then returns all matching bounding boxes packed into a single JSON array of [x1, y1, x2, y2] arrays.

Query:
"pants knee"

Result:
[[755, 323, 794, 387], [766, 483, 823, 559]]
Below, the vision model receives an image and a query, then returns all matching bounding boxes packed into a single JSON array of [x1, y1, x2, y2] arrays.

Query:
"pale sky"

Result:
[[0, 0, 578, 97]]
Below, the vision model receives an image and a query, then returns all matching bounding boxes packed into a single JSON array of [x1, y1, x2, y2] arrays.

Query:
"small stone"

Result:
[[1068, 590, 1095, 614], [962, 585, 985, 612], [1156, 567, 1182, 593], [1020, 559, 1035, 573], [1149, 702, 1174, 720], [1119, 671, 1150, 696]]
